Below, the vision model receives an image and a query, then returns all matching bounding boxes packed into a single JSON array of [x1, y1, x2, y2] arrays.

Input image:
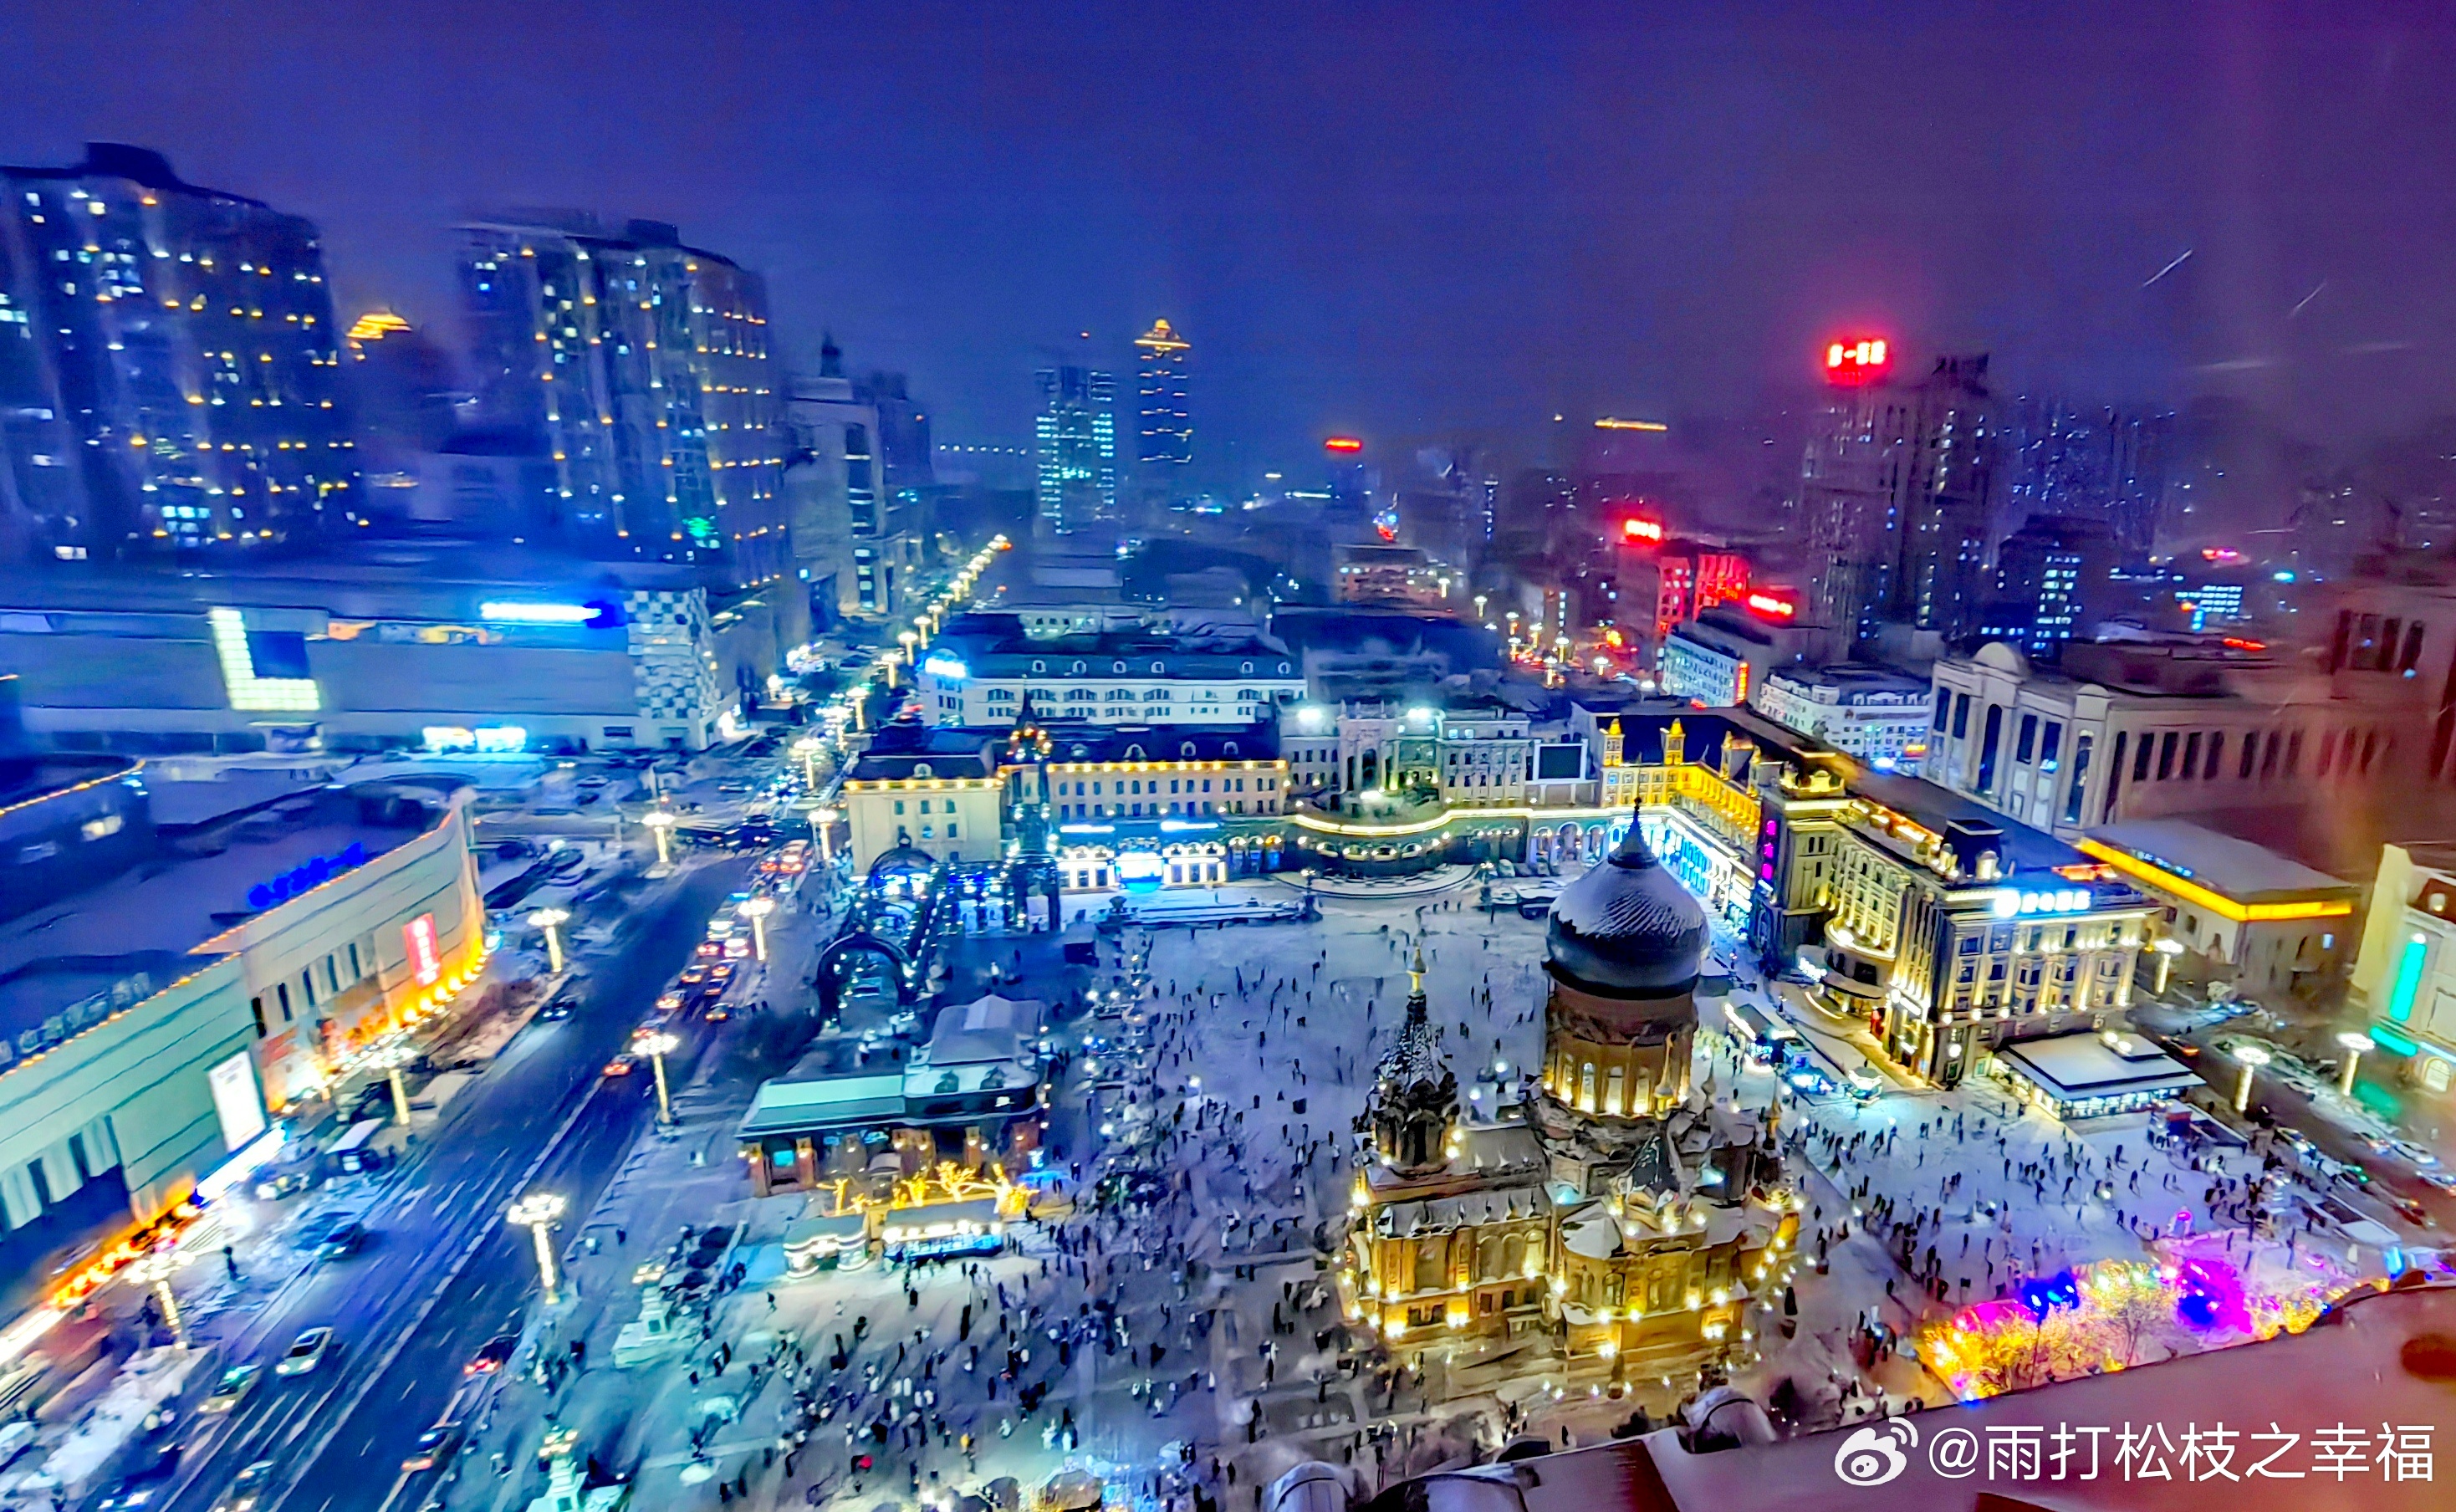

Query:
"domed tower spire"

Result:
[[1366, 941, 1456, 1177]]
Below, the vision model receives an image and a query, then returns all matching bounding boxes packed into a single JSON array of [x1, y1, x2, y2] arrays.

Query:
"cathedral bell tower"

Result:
[[1365, 949, 1458, 1177]]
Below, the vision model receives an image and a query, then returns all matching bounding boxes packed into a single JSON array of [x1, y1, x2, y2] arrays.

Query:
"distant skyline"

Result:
[[5, 2, 2454, 485]]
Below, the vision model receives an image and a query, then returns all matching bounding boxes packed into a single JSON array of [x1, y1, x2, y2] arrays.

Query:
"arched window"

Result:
[[1112, 660, 1126, 673], [1124, 744, 1146, 760], [1181, 742, 1197, 758], [912, 763, 932, 779], [1151, 660, 1165, 673]]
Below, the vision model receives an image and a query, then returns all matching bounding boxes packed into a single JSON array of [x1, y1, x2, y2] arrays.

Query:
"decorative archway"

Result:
[[814, 931, 915, 1019], [866, 844, 937, 894]]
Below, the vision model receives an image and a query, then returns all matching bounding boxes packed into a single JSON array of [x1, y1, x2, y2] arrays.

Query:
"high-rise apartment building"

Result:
[[0, 144, 356, 562], [1999, 396, 2173, 558], [1132, 319, 1191, 472], [457, 213, 784, 588], [1034, 365, 1116, 531], [1800, 346, 1998, 646]]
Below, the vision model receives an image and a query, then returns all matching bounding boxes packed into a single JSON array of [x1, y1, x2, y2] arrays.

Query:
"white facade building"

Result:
[[921, 622, 1303, 728], [1926, 640, 2414, 839], [1750, 665, 1933, 770]]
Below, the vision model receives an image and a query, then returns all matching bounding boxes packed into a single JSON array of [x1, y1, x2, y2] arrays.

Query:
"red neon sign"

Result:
[[1747, 591, 1797, 620], [1323, 436, 1363, 453], [404, 913, 441, 986], [1824, 336, 1891, 386], [1621, 517, 1663, 544]]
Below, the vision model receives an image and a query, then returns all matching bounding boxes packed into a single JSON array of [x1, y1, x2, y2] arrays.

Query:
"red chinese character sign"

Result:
[[404, 912, 442, 986]]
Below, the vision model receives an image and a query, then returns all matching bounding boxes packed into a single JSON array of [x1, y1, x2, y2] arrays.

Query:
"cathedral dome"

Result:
[[1545, 823, 1708, 997]]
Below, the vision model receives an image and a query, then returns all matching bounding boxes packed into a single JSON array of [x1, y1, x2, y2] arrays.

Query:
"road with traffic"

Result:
[[153, 860, 748, 1512]]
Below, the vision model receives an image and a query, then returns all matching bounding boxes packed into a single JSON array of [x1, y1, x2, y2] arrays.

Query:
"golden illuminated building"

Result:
[[1345, 830, 1799, 1379]]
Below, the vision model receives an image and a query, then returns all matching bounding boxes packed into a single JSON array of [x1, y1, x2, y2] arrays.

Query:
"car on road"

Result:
[[693, 938, 724, 959], [466, 1334, 518, 1376], [314, 1220, 370, 1259], [604, 1052, 638, 1077], [253, 1167, 313, 1201], [2418, 1168, 2456, 1195], [273, 1327, 335, 1377], [200, 1363, 261, 1413], [715, 781, 753, 794], [537, 996, 574, 1021], [2387, 1138, 2441, 1167], [402, 1422, 464, 1471], [209, 1458, 278, 1512], [655, 989, 687, 1014], [96, 1443, 182, 1510], [576, 774, 610, 789]]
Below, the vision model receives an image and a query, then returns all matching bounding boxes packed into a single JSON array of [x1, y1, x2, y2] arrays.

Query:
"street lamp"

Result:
[[528, 908, 571, 974], [636, 1030, 680, 1125], [128, 1250, 189, 1348], [814, 805, 839, 866], [641, 809, 676, 868], [914, 614, 932, 649], [508, 1193, 568, 1302], [2232, 1044, 2271, 1115], [739, 896, 775, 961], [367, 1042, 416, 1126], [848, 685, 871, 732], [792, 735, 820, 787], [2336, 1031, 2376, 1098], [895, 631, 918, 683]]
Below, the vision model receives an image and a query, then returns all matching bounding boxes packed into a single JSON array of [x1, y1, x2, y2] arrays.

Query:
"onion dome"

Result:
[[1545, 823, 1708, 997]]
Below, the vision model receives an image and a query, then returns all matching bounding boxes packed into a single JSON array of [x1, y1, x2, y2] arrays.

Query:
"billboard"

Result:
[[207, 1050, 267, 1152], [404, 912, 442, 986]]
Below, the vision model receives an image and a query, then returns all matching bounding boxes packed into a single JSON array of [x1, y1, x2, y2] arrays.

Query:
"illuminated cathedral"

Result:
[[1343, 824, 1799, 1376]]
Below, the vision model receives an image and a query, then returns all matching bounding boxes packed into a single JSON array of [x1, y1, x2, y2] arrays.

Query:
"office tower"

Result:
[[2001, 396, 2174, 559], [782, 336, 903, 621], [1132, 319, 1192, 471], [1800, 345, 1999, 646], [856, 369, 934, 498], [1033, 365, 1116, 531], [0, 144, 355, 562], [457, 212, 784, 587]]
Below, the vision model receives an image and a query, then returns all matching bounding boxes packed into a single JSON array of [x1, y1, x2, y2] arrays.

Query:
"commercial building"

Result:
[[0, 763, 483, 1246], [2349, 841, 2456, 1097], [1657, 602, 1829, 707], [920, 616, 1302, 727], [1612, 528, 1750, 653], [1131, 319, 1191, 472], [0, 143, 356, 562], [1926, 639, 2410, 839], [1748, 664, 1931, 769], [835, 723, 1008, 870], [1032, 365, 1116, 532], [457, 212, 785, 589], [0, 551, 739, 753], [737, 992, 1047, 1202], [1991, 1029, 2200, 1120], [2077, 820, 2356, 1004], [834, 713, 1289, 886], [1800, 767, 2155, 1085]]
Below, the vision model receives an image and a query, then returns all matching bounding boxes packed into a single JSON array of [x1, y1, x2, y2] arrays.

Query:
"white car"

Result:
[[2387, 1139, 2441, 1168], [274, 1326, 335, 1377]]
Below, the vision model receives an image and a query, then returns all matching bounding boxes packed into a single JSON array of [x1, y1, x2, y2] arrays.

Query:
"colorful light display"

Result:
[[1917, 1245, 2356, 1402]]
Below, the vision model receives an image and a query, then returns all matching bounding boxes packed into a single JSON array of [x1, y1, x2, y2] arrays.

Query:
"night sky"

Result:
[[5, 1, 2454, 480]]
